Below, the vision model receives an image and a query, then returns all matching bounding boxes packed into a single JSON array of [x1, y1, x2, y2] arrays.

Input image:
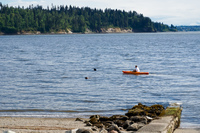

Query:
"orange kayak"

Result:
[[122, 71, 149, 75]]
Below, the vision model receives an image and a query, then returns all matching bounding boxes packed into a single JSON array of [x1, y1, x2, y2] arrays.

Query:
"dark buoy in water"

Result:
[[94, 68, 96, 71], [85, 77, 88, 79]]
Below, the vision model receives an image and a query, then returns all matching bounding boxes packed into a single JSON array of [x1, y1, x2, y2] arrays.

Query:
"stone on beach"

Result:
[[126, 123, 139, 131], [78, 103, 166, 133]]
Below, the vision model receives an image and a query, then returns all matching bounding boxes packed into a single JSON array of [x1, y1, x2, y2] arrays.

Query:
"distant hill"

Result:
[[176, 26, 200, 31], [0, 3, 176, 34]]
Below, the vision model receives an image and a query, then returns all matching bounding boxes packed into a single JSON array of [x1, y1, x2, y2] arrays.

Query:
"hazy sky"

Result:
[[1, 0, 200, 26]]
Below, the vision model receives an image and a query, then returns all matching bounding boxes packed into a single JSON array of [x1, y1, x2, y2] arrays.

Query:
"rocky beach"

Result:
[[0, 28, 133, 36], [2, 103, 199, 133]]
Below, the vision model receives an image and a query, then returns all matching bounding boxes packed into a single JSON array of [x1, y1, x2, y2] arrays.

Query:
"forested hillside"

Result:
[[0, 3, 176, 34]]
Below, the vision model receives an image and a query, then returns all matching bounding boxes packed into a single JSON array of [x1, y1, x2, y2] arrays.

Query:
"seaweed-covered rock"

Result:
[[125, 103, 164, 118], [90, 115, 100, 119], [150, 104, 165, 116], [113, 120, 125, 127], [125, 108, 146, 117], [89, 117, 100, 124], [99, 116, 111, 121], [109, 115, 128, 121], [130, 116, 147, 124]]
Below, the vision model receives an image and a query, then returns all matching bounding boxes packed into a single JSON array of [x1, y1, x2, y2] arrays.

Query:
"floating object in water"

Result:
[[122, 71, 149, 75]]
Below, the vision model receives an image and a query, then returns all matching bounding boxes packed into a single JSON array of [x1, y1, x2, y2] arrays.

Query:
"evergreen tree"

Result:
[[0, 3, 176, 34]]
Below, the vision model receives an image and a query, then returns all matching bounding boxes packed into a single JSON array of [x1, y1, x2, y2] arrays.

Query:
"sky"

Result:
[[1, 0, 200, 26]]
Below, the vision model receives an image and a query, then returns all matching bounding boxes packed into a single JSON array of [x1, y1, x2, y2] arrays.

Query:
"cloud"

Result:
[[8, 0, 46, 7], [127, 0, 200, 25]]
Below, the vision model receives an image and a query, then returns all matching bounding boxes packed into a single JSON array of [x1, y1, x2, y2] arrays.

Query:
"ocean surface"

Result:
[[0, 32, 200, 128]]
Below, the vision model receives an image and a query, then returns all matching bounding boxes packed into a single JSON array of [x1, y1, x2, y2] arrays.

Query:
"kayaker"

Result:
[[133, 65, 140, 72]]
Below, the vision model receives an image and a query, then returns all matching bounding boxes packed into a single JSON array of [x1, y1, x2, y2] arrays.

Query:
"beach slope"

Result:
[[0, 117, 87, 133]]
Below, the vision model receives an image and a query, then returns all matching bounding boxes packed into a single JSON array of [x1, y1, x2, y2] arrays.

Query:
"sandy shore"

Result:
[[0, 117, 88, 133], [174, 128, 200, 133], [1, 117, 200, 133]]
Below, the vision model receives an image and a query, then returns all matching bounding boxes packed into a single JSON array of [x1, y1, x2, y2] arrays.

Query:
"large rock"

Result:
[[113, 120, 126, 127], [122, 120, 133, 129], [76, 128, 94, 133], [126, 123, 139, 131], [130, 116, 147, 124], [89, 116, 101, 125], [109, 115, 128, 121], [125, 103, 164, 118], [107, 124, 120, 132], [99, 116, 111, 121], [93, 123, 105, 128], [99, 128, 108, 133]]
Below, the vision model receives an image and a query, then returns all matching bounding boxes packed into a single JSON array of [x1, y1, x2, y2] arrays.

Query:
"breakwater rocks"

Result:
[[70, 103, 182, 133], [85, 103, 164, 131]]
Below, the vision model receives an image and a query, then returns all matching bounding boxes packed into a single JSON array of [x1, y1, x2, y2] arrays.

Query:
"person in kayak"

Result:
[[133, 65, 140, 72]]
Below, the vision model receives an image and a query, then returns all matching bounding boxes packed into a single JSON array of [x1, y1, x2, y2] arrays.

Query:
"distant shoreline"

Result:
[[0, 28, 133, 35], [2, 30, 200, 36], [0, 30, 180, 36]]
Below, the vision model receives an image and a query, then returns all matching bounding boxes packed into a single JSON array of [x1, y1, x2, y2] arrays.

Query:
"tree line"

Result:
[[0, 3, 177, 34], [176, 26, 200, 31]]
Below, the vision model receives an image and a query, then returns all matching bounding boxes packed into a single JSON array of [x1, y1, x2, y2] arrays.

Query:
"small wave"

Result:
[[0, 109, 79, 113], [25, 63, 35, 65], [124, 58, 134, 60], [82, 100, 98, 103], [17, 49, 26, 53], [61, 76, 69, 79], [0, 108, 126, 113], [36, 79, 62, 84], [36, 69, 47, 73], [15, 58, 30, 62]]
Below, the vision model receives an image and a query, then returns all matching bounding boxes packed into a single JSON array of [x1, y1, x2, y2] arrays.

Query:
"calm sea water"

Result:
[[0, 32, 200, 128]]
